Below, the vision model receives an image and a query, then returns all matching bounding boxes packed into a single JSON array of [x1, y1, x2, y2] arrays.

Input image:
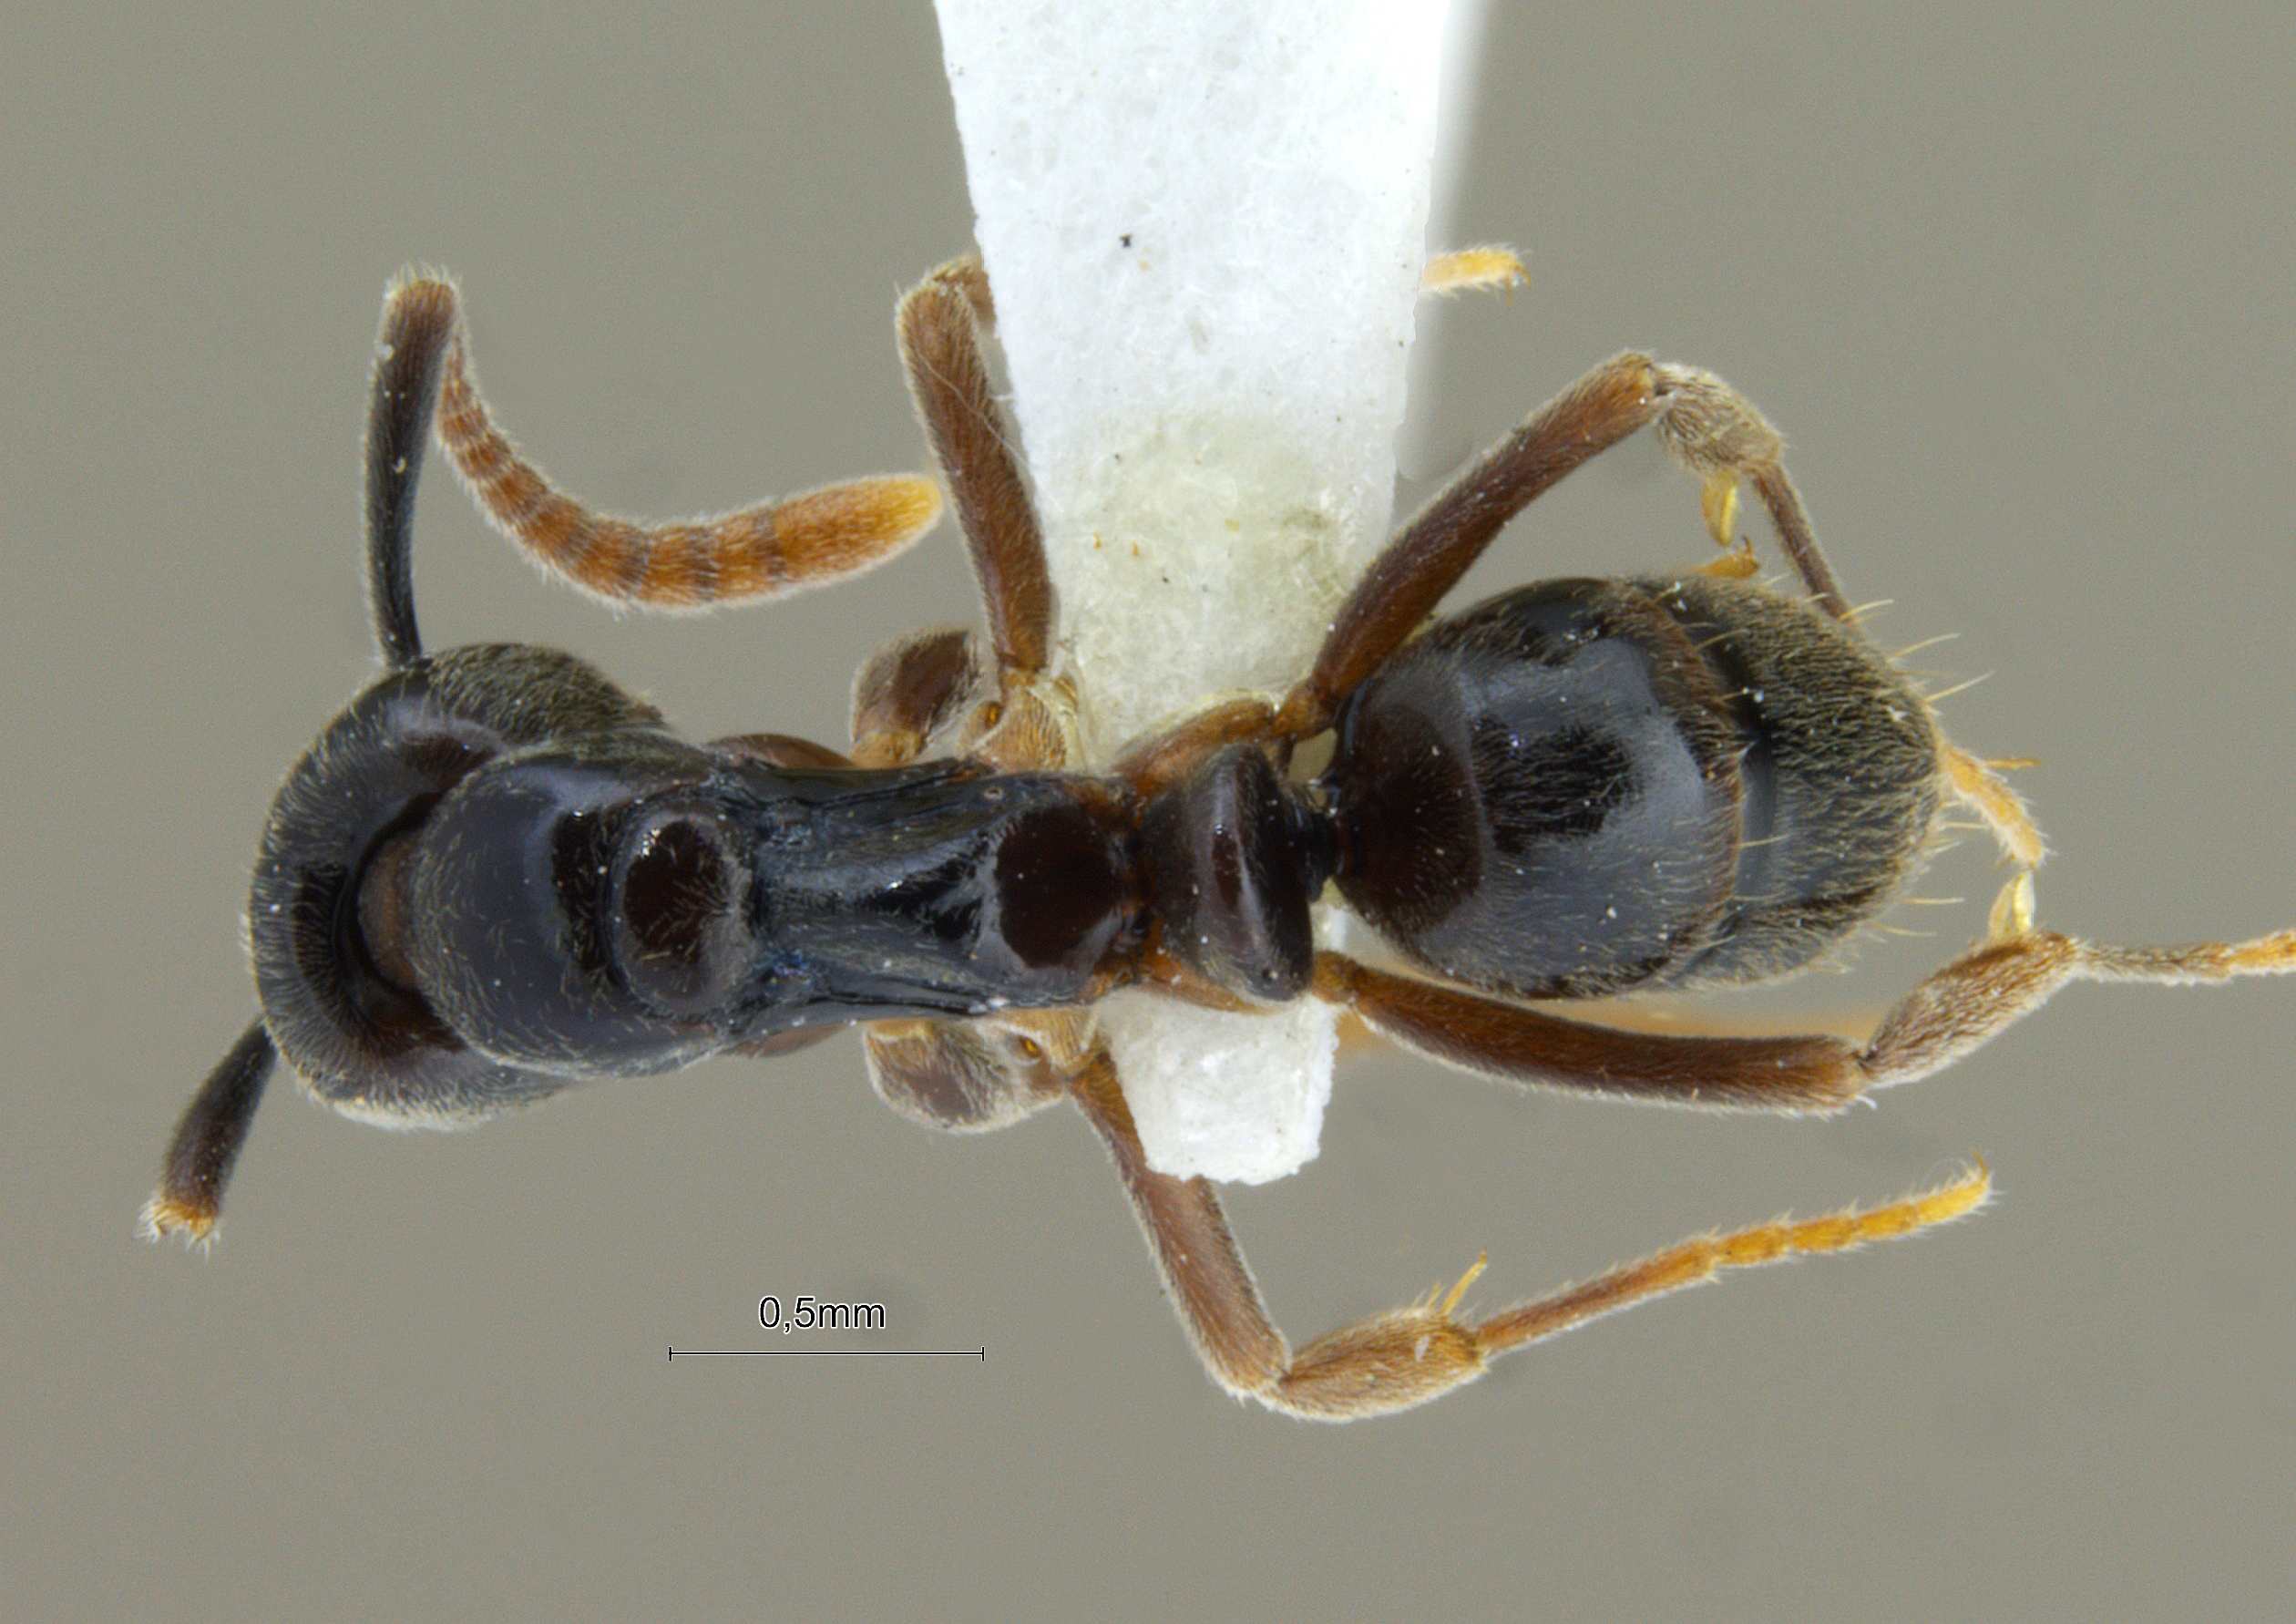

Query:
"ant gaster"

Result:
[[145, 255, 2294, 1421]]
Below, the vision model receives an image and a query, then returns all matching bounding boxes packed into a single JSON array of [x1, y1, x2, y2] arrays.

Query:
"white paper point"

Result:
[[936, 0, 1454, 1183]]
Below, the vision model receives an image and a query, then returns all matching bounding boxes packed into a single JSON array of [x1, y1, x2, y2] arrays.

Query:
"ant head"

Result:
[[146, 274, 664, 1240], [248, 642, 664, 1125]]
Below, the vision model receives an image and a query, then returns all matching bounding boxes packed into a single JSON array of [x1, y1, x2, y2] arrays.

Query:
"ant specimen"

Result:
[[146, 254, 2293, 1421]]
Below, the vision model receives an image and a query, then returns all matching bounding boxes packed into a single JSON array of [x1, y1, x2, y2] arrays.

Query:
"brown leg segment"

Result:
[[1071, 1055, 1290, 1400], [1650, 365, 1854, 623], [864, 1019, 1063, 1134], [1276, 353, 1677, 736], [1071, 1048, 1989, 1421], [1313, 955, 1864, 1111], [1641, 365, 2057, 876], [428, 282, 940, 611], [140, 1021, 276, 1245], [711, 732, 853, 770], [1316, 889, 2295, 1109], [1108, 696, 1279, 797], [847, 625, 981, 767], [897, 258, 1052, 679]]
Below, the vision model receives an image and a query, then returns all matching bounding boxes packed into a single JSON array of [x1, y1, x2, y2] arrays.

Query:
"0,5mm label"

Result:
[[759, 1294, 887, 1334]]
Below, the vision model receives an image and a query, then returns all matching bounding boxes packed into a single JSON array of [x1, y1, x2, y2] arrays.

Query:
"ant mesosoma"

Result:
[[145, 256, 2293, 1421]]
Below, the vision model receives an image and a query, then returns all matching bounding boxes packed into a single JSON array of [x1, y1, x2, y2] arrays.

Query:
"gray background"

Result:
[[5, 4, 2289, 1619]]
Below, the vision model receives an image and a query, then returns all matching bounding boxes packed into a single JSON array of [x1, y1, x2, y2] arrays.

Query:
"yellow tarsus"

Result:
[[1420, 246, 1527, 298], [2224, 930, 2296, 973], [1760, 1159, 1992, 1259], [1943, 744, 2047, 870], [1471, 1161, 1993, 1361], [138, 1194, 218, 1249]]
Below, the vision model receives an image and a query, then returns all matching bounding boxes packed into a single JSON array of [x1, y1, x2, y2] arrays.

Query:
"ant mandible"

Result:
[[144, 253, 2294, 1421]]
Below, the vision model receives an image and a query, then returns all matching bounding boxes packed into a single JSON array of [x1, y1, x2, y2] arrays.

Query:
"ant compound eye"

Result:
[[610, 808, 751, 1016]]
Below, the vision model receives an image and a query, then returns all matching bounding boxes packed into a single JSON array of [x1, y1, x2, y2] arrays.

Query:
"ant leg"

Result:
[[1072, 1049, 1987, 1420], [1462, 1163, 1990, 1382], [1070, 1053, 1295, 1403], [864, 1013, 1074, 1134], [848, 625, 981, 767], [897, 246, 1522, 743], [1314, 955, 1868, 1111], [1316, 887, 2295, 1107], [140, 1022, 276, 1245], [1647, 365, 1857, 622], [1276, 353, 1676, 735], [1420, 246, 1527, 298], [1941, 744, 2047, 870], [1693, 539, 1762, 581], [422, 279, 941, 611], [1647, 365, 2053, 872], [711, 733, 853, 769], [1108, 697, 1281, 797], [897, 258, 1051, 681]]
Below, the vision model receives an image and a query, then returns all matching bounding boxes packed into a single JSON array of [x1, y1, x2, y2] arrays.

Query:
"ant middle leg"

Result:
[[1646, 364, 1856, 623], [1642, 365, 2051, 871], [904, 243, 1533, 746], [1314, 886, 2295, 1109], [897, 258, 1084, 774], [1276, 352, 1679, 736]]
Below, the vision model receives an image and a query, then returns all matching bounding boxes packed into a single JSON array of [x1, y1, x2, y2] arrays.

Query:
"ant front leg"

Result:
[[425, 279, 942, 610], [1419, 246, 1528, 298], [896, 256, 1084, 775], [900, 247, 1532, 761], [1071, 1049, 1988, 1420], [897, 257, 1051, 684]]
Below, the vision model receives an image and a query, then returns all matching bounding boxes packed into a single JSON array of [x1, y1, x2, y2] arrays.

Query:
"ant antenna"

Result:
[[364, 274, 458, 669]]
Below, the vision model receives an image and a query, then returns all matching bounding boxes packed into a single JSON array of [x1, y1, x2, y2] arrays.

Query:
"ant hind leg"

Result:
[[1071, 1046, 1989, 1421]]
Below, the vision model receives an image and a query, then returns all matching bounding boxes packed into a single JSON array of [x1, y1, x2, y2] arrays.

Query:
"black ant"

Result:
[[145, 255, 2293, 1421]]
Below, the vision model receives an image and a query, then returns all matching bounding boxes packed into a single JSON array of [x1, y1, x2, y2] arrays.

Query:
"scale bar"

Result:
[[669, 1347, 984, 1360]]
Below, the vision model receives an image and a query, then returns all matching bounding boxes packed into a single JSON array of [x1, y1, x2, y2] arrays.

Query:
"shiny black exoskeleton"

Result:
[[255, 566, 1939, 1129], [145, 272, 1949, 1247], [154, 263, 2296, 1426], [1143, 575, 1939, 1008], [254, 642, 1137, 1123]]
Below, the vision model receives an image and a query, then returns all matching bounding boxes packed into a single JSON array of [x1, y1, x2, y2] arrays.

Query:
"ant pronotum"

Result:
[[144, 252, 2293, 1421]]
